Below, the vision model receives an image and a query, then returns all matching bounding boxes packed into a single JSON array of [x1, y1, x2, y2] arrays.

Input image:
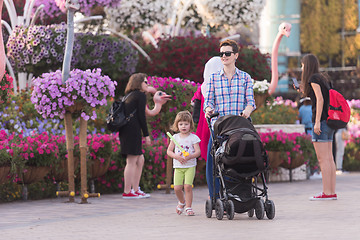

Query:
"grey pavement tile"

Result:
[[0, 172, 359, 240]]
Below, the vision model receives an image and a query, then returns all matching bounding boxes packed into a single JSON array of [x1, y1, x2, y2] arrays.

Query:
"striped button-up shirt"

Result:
[[203, 67, 256, 126]]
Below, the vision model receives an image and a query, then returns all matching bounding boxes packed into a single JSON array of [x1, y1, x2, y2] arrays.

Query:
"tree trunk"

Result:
[[79, 116, 88, 204], [64, 112, 75, 202]]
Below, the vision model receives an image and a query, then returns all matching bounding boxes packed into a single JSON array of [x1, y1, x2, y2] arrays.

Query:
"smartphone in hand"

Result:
[[292, 78, 300, 90]]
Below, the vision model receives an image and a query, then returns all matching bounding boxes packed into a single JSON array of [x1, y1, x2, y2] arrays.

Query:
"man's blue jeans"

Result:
[[206, 134, 220, 199]]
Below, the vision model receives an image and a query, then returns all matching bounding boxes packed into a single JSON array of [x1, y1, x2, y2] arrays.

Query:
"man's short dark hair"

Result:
[[219, 39, 239, 53]]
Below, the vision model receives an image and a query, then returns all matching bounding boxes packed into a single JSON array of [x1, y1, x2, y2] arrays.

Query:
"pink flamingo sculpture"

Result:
[[146, 86, 172, 117], [0, 0, 5, 81], [268, 22, 292, 95]]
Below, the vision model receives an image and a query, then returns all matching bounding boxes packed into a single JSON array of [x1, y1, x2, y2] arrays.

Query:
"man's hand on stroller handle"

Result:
[[241, 106, 253, 119], [205, 107, 214, 118]]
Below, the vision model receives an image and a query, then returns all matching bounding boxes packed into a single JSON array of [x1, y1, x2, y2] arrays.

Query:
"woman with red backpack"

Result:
[[300, 54, 337, 201]]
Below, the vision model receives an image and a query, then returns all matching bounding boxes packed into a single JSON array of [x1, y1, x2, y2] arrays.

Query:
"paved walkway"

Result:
[[1, 172, 360, 240]]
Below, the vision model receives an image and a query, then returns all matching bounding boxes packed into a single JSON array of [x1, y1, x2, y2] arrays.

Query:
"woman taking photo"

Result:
[[120, 73, 151, 199], [300, 54, 337, 201]]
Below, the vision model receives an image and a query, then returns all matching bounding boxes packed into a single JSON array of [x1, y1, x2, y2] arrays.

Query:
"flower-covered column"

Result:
[[61, 0, 80, 203], [32, 69, 117, 203]]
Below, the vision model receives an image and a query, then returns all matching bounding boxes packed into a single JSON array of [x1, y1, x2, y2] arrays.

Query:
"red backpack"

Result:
[[327, 89, 350, 129]]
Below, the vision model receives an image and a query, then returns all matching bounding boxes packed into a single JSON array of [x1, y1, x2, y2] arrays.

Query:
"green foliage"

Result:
[[236, 47, 271, 81], [137, 36, 219, 83], [94, 135, 207, 194], [252, 102, 299, 124], [300, 0, 359, 66], [11, 90, 42, 121], [94, 149, 126, 194], [0, 183, 22, 202], [0, 148, 11, 167], [343, 137, 360, 171], [147, 76, 198, 135], [0, 179, 60, 202], [140, 139, 168, 191], [295, 134, 318, 172], [261, 131, 317, 171], [0, 73, 14, 108], [94, 137, 168, 193], [137, 36, 271, 83], [301, 0, 341, 63]]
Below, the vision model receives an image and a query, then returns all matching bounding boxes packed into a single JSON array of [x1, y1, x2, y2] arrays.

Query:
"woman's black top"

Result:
[[308, 73, 331, 123], [119, 90, 149, 156]]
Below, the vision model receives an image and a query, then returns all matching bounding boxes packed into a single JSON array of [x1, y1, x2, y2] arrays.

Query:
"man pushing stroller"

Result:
[[204, 39, 256, 200]]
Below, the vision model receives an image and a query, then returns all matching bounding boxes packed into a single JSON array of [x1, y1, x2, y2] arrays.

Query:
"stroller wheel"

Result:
[[247, 209, 254, 218], [265, 200, 275, 219], [205, 199, 213, 218], [225, 200, 235, 220], [255, 199, 265, 220], [215, 199, 224, 220]]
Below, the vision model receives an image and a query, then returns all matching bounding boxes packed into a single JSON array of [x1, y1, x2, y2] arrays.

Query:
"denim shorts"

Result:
[[312, 120, 335, 142]]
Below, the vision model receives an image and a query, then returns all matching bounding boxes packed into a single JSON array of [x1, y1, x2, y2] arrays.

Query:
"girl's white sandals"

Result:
[[176, 201, 186, 215], [185, 207, 195, 216]]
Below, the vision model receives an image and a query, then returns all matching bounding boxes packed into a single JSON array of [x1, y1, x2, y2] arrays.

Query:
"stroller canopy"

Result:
[[214, 115, 256, 137], [214, 115, 267, 177]]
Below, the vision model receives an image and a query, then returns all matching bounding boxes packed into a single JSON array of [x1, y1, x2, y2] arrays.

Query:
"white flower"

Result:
[[196, 0, 264, 28], [253, 79, 270, 94], [105, 0, 172, 33]]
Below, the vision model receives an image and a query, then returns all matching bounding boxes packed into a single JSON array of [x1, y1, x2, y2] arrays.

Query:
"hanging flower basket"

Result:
[[65, 102, 85, 114], [17, 166, 51, 184], [260, 131, 316, 170], [0, 166, 11, 184], [31, 68, 117, 120], [252, 79, 270, 111], [86, 133, 115, 179], [50, 158, 80, 182], [89, 157, 111, 179], [267, 151, 284, 169], [254, 93, 269, 110], [280, 154, 306, 170]]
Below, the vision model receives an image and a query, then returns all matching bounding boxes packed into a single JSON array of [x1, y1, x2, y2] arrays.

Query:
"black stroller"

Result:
[[205, 114, 275, 220]]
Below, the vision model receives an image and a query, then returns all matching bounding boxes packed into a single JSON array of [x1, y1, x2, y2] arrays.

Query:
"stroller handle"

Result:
[[206, 112, 219, 141], [206, 112, 219, 121]]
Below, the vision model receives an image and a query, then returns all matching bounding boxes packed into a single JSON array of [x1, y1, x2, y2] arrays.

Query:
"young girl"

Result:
[[300, 54, 337, 200], [167, 111, 201, 216]]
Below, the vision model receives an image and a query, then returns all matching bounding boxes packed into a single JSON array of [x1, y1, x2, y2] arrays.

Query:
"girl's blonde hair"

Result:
[[171, 111, 194, 132]]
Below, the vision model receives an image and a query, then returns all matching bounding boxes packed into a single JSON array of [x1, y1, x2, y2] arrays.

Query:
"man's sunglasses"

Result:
[[219, 51, 234, 57]]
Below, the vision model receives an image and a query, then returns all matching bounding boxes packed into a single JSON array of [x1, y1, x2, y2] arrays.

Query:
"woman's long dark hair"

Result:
[[301, 54, 331, 97], [301, 54, 320, 97], [124, 73, 147, 94]]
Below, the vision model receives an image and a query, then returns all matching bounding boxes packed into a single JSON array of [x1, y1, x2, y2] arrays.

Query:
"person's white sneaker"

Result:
[[309, 172, 322, 180], [133, 187, 150, 198]]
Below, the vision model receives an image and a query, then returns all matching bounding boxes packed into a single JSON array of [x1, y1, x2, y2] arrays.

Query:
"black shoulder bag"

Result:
[[106, 92, 136, 132]]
